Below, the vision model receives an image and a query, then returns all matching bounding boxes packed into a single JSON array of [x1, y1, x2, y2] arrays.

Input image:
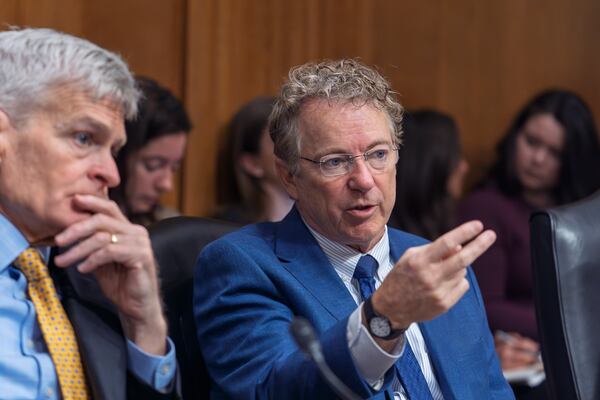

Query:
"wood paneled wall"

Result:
[[3, 0, 600, 216]]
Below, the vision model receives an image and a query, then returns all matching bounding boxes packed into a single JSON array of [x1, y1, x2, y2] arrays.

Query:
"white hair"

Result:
[[0, 27, 139, 126]]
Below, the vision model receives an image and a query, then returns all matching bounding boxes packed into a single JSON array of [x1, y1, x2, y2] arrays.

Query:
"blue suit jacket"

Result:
[[194, 208, 514, 399]]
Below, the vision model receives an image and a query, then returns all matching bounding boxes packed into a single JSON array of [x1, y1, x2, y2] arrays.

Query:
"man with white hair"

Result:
[[0, 28, 177, 399]]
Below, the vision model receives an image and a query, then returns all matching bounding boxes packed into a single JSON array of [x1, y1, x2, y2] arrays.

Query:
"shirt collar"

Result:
[[0, 213, 50, 272], [302, 217, 390, 284]]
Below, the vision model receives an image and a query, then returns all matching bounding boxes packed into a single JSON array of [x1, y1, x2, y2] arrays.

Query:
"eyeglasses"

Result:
[[300, 145, 399, 177]]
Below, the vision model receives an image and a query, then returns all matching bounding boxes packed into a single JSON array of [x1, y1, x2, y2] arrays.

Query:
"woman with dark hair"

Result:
[[110, 76, 192, 226], [458, 89, 600, 372], [389, 110, 469, 240], [213, 96, 293, 224]]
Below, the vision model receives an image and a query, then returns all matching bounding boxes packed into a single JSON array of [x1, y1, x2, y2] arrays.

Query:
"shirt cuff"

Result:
[[347, 303, 405, 387], [126, 336, 177, 393]]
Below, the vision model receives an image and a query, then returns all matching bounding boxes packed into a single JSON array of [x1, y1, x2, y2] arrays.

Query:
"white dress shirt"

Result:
[[306, 224, 444, 400]]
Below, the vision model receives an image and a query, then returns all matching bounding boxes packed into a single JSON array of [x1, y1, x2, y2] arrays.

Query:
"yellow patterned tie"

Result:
[[14, 248, 90, 400]]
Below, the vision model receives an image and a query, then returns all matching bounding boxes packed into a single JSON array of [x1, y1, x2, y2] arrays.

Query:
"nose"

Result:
[[156, 169, 174, 193], [347, 157, 375, 192], [91, 152, 121, 188], [532, 146, 550, 164]]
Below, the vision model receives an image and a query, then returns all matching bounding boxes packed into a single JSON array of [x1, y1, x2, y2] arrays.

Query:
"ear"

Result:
[[0, 109, 13, 163], [0, 108, 12, 133], [239, 153, 264, 178], [275, 158, 298, 200]]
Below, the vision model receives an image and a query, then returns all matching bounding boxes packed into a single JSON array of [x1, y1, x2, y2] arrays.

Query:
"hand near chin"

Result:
[[372, 221, 496, 340], [53, 194, 167, 356]]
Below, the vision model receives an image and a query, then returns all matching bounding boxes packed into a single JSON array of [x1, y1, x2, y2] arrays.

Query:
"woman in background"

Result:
[[389, 109, 469, 240], [110, 76, 192, 226], [213, 96, 293, 224], [458, 89, 600, 371]]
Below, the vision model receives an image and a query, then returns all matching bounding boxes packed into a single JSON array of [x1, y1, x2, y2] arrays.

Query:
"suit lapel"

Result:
[[63, 294, 128, 400], [53, 259, 128, 400], [274, 208, 357, 321], [388, 231, 461, 400], [418, 318, 461, 399]]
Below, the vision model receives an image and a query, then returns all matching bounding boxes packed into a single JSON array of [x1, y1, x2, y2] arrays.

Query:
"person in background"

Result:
[[213, 96, 294, 224], [109, 76, 192, 226], [0, 28, 176, 399], [389, 110, 469, 240], [458, 89, 600, 372]]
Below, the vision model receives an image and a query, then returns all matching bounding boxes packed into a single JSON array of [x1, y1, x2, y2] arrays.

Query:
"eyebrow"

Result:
[[313, 139, 392, 158], [522, 130, 562, 152], [56, 116, 126, 148]]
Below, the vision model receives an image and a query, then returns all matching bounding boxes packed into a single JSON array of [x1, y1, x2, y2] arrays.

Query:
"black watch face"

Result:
[[369, 316, 392, 338]]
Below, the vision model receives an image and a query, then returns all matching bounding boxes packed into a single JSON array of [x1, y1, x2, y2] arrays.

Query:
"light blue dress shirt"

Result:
[[0, 213, 176, 399]]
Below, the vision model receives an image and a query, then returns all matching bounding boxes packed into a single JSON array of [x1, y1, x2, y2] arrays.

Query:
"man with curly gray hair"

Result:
[[0, 28, 177, 400], [195, 59, 513, 399]]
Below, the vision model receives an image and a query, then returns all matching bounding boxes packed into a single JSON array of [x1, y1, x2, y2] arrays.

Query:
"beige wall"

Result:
[[3, 0, 600, 216]]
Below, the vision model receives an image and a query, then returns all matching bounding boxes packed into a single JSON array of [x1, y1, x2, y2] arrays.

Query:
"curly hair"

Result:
[[269, 59, 403, 173]]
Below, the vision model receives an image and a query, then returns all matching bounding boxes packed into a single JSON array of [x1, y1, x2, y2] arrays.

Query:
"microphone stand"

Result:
[[290, 317, 362, 400]]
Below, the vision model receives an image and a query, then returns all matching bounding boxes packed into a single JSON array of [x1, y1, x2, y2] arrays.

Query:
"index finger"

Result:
[[72, 194, 127, 221], [425, 220, 485, 262]]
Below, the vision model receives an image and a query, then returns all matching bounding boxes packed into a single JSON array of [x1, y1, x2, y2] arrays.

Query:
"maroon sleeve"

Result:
[[457, 189, 538, 340]]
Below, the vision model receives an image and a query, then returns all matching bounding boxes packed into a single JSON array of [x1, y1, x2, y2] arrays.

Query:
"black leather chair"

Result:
[[149, 216, 239, 400], [530, 190, 600, 400]]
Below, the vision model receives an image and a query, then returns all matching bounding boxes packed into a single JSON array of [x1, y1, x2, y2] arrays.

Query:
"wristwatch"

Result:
[[363, 296, 406, 340]]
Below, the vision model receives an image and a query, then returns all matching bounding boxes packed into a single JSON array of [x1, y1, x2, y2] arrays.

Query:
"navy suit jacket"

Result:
[[194, 208, 513, 399]]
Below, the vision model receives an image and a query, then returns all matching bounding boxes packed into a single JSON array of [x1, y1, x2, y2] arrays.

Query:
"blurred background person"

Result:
[[110, 76, 192, 226], [458, 89, 600, 373], [213, 96, 293, 224], [389, 110, 469, 240]]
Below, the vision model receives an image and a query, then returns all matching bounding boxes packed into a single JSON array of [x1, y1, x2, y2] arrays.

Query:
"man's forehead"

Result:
[[299, 99, 390, 133], [28, 83, 114, 114], [296, 99, 395, 157], [34, 86, 127, 142]]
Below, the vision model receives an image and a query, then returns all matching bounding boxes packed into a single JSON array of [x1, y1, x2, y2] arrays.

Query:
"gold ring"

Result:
[[110, 233, 119, 244]]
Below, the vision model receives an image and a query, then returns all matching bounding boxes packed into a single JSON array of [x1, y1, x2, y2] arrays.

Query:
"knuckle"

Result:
[[107, 199, 120, 213], [455, 251, 468, 267], [420, 277, 437, 292], [132, 224, 149, 238], [92, 248, 110, 264], [438, 236, 454, 251], [463, 279, 470, 292], [402, 247, 417, 260], [430, 288, 445, 306], [96, 213, 111, 226]]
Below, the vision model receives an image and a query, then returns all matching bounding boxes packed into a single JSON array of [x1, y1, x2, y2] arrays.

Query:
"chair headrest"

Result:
[[149, 216, 240, 294]]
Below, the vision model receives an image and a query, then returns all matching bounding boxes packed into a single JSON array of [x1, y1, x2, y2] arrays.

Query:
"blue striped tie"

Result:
[[353, 254, 433, 400]]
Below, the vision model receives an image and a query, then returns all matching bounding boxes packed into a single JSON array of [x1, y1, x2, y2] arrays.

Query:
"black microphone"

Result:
[[290, 317, 362, 400]]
